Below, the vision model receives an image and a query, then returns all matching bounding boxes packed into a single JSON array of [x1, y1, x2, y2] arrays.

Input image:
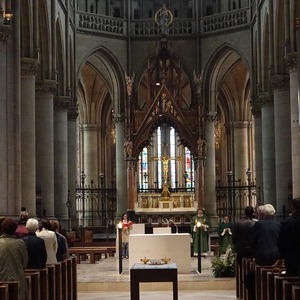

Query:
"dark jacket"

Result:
[[279, 211, 300, 275], [253, 217, 281, 266], [22, 233, 47, 269], [232, 217, 255, 261]]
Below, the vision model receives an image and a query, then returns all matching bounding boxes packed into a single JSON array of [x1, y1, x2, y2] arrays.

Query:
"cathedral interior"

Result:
[[0, 0, 300, 231]]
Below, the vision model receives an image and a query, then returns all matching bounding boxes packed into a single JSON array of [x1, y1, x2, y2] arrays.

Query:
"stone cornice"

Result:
[[68, 107, 79, 121], [231, 121, 249, 129], [35, 80, 57, 96], [0, 25, 11, 45], [270, 74, 290, 91], [79, 124, 98, 131], [21, 57, 39, 77], [54, 96, 70, 111]]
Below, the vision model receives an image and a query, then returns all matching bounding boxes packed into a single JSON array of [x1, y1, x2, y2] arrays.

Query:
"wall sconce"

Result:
[[4, 12, 12, 25]]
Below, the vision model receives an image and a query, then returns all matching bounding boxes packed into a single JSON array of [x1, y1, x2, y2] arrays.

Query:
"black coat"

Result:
[[253, 217, 281, 266], [278, 211, 300, 275], [22, 233, 47, 269]]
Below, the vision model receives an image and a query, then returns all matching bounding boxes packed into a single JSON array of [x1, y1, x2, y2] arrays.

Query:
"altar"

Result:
[[129, 233, 191, 273]]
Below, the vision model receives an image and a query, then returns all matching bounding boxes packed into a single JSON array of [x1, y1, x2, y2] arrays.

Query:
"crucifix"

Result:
[[151, 143, 182, 187]]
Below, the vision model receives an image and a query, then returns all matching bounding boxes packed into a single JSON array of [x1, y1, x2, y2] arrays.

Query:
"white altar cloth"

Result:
[[129, 233, 191, 273]]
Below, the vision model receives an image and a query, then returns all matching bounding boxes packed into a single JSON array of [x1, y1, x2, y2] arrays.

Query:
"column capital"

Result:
[[35, 79, 57, 95], [0, 25, 11, 45], [270, 74, 290, 91], [54, 96, 70, 111], [257, 92, 273, 107], [204, 111, 217, 122], [113, 114, 125, 124], [251, 100, 262, 118], [21, 57, 39, 77], [68, 107, 79, 121], [285, 52, 297, 72]]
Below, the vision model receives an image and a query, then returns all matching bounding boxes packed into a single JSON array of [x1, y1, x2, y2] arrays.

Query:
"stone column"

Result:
[[232, 121, 249, 182], [289, 19, 300, 199], [68, 107, 78, 227], [114, 115, 127, 218], [81, 124, 99, 183], [54, 96, 69, 219], [271, 75, 292, 214], [252, 103, 263, 204], [21, 58, 39, 216], [204, 111, 217, 218], [35, 80, 56, 218], [0, 27, 12, 214], [259, 93, 276, 207]]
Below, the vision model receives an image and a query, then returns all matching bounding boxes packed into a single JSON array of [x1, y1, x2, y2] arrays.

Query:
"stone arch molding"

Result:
[[203, 43, 251, 120], [77, 47, 126, 124]]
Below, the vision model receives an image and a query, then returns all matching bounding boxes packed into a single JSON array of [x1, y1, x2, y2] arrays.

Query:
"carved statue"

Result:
[[197, 135, 207, 158], [193, 69, 204, 97], [125, 72, 135, 96], [124, 138, 133, 158]]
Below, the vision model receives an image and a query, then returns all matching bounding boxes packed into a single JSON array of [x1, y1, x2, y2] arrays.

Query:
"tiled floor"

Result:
[[77, 255, 236, 299]]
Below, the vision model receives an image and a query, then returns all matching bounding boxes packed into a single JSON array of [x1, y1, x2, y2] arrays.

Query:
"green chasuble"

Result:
[[217, 221, 233, 254], [191, 214, 210, 254]]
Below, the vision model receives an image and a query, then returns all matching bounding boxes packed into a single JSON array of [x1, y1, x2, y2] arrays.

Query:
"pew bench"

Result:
[[69, 246, 110, 263], [69, 246, 116, 264], [0, 281, 19, 300]]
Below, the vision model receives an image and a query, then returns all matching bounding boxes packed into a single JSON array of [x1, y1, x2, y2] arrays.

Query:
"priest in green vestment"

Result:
[[217, 215, 233, 255], [191, 208, 210, 256]]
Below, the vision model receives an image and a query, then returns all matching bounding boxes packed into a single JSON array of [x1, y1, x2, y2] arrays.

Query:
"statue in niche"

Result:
[[155, 4, 173, 36], [124, 138, 133, 158], [193, 69, 204, 97], [197, 135, 207, 158], [125, 72, 135, 96]]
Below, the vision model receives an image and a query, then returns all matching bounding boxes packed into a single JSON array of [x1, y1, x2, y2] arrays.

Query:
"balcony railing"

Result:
[[76, 8, 250, 37]]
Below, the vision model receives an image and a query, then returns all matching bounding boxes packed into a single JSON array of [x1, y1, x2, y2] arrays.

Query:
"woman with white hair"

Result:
[[253, 204, 281, 265], [22, 218, 47, 269]]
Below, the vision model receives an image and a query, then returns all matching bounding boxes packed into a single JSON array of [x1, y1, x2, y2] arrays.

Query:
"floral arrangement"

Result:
[[211, 245, 235, 277]]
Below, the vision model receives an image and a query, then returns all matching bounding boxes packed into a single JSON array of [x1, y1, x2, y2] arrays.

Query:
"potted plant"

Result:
[[211, 245, 235, 277]]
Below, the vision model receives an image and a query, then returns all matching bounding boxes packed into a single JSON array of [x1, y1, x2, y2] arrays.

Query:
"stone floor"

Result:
[[77, 255, 236, 299]]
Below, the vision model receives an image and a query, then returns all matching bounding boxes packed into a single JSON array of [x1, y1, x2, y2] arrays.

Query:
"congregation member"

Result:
[[50, 219, 70, 261], [0, 218, 28, 300], [191, 208, 210, 257], [36, 218, 58, 264], [217, 215, 233, 255], [22, 218, 47, 269], [279, 197, 300, 276], [253, 204, 281, 266], [15, 210, 29, 238], [121, 212, 133, 259], [232, 206, 255, 264]]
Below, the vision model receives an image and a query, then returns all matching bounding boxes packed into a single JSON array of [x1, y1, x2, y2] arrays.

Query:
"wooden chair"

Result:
[[0, 281, 19, 300]]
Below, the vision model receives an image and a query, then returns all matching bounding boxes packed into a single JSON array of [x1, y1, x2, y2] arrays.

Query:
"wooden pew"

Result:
[[69, 246, 110, 263], [0, 281, 19, 300], [46, 264, 56, 300], [71, 256, 77, 300], [282, 279, 300, 300], [274, 275, 300, 300], [25, 270, 41, 300], [0, 284, 9, 299], [292, 286, 300, 300]]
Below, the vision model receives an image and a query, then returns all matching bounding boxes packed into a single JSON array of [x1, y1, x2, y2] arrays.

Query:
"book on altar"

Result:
[[123, 221, 134, 228]]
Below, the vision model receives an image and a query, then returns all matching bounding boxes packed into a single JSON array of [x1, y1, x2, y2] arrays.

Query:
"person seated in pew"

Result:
[[36, 218, 58, 264], [22, 218, 47, 269], [278, 197, 300, 276], [0, 217, 28, 300], [50, 220, 70, 261]]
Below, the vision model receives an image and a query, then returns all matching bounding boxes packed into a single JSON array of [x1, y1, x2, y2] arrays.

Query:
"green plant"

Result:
[[211, 245, 235, 278]]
